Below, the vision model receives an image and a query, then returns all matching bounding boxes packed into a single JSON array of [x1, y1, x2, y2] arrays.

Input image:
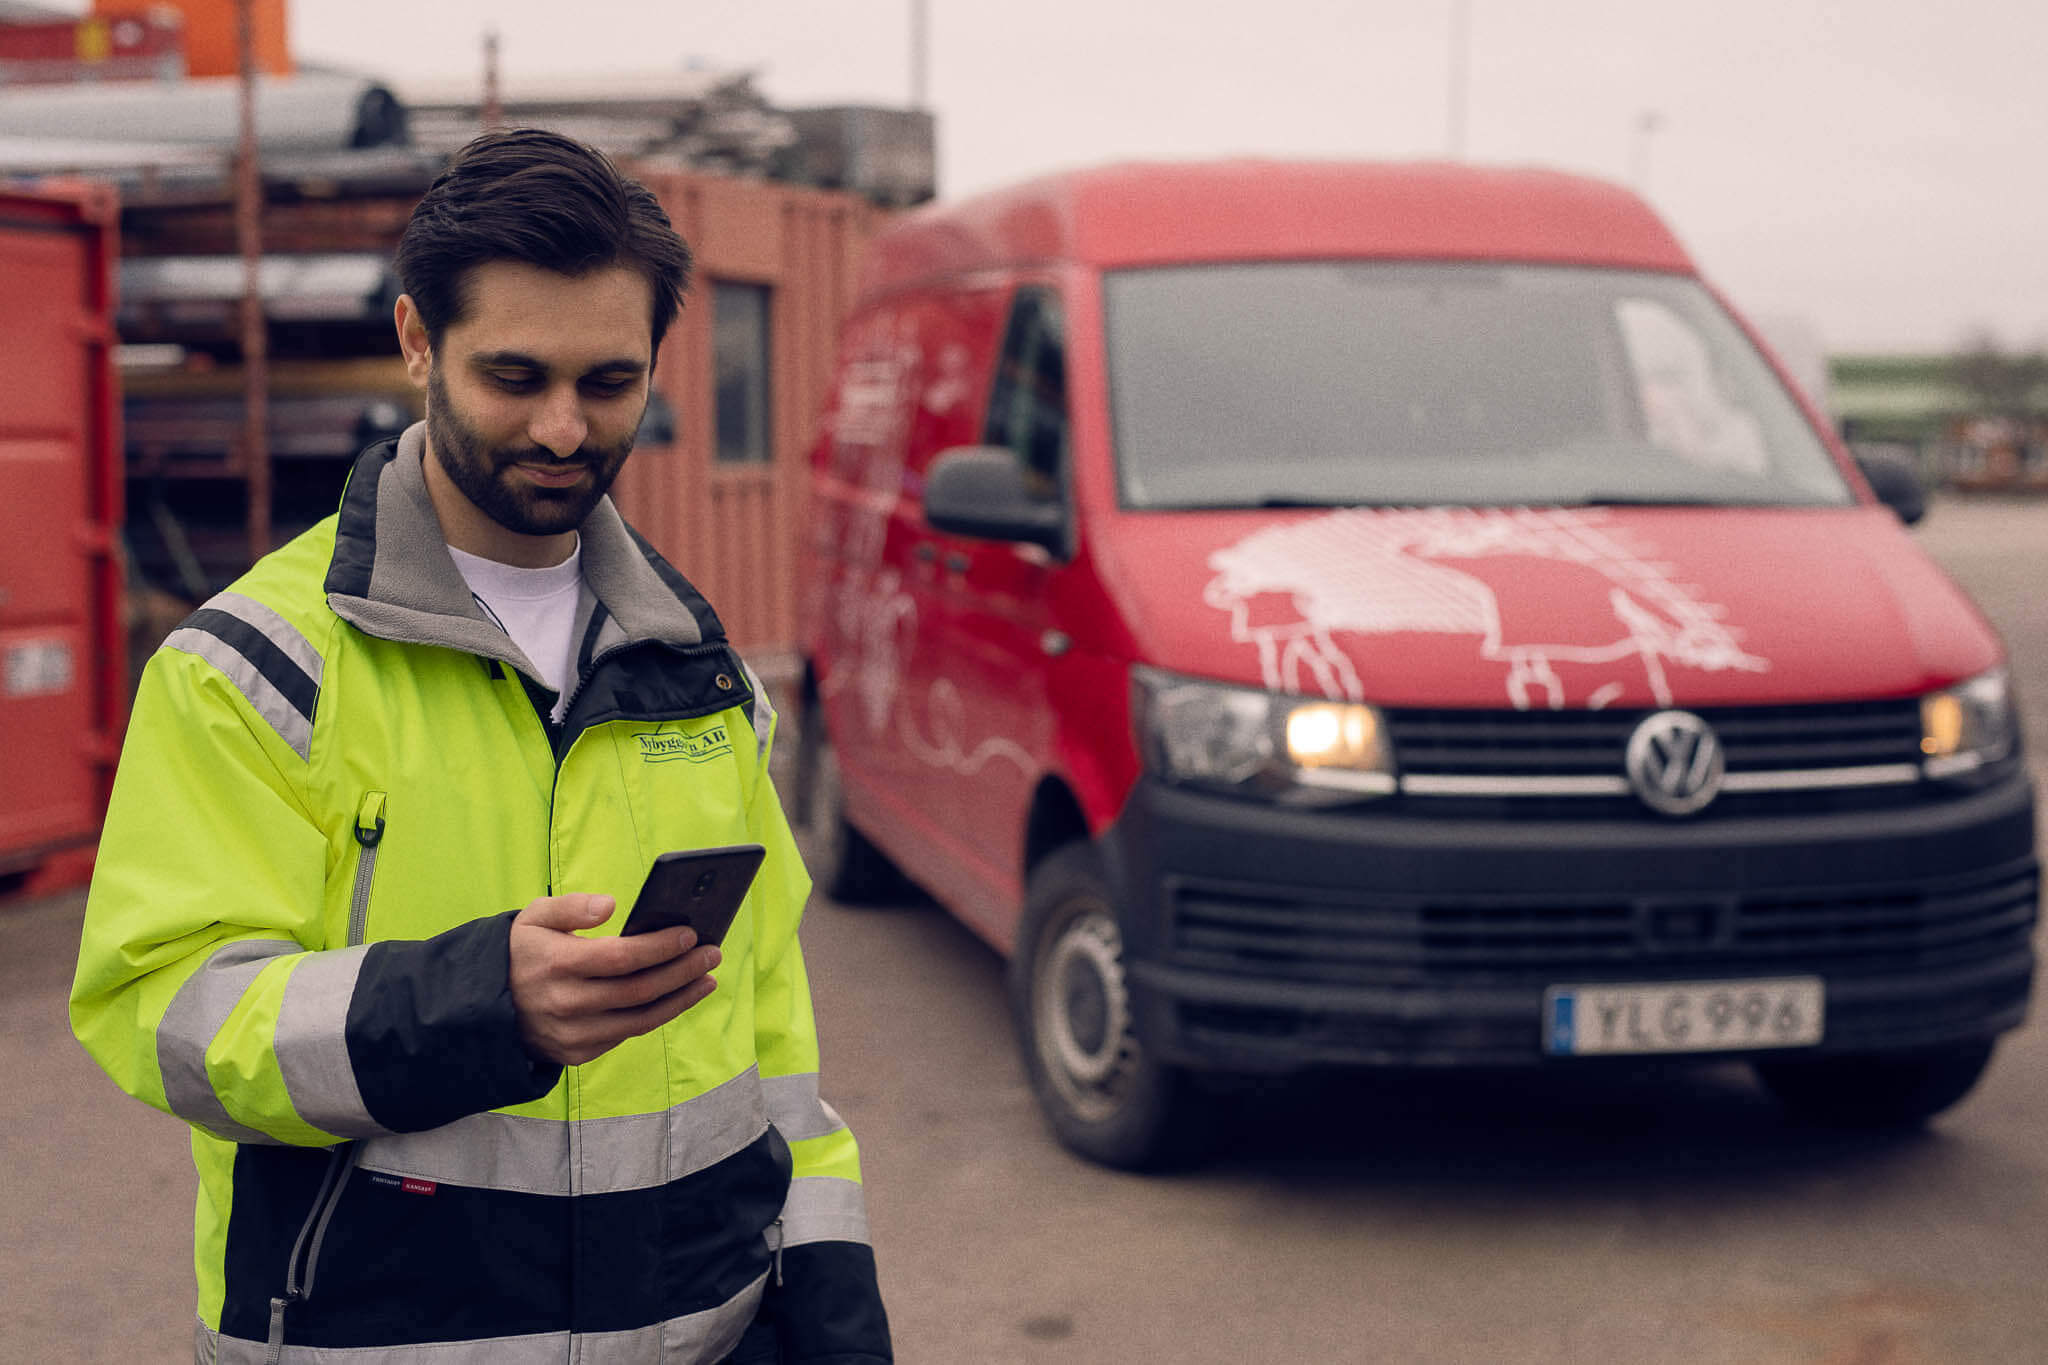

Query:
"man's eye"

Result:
[[489, 373, 541, 393], [583, 378, 637, 398]]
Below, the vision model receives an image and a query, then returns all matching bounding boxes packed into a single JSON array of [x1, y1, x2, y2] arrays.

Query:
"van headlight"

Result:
[[1921, 668, 2019, 779], [1133, 668, 1394, 805]]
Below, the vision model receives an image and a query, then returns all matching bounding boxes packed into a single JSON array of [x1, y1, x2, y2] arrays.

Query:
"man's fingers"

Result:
[[576, 926, 701, 978], [525, 966, 721, 1066], [536, 945, 720, 1017], [605, 972, 719, 1038], [607, 945, 721, 1009], [513, 894, 697, 974], [510, 893, 720, 1067], [515, 893, 614, 933]]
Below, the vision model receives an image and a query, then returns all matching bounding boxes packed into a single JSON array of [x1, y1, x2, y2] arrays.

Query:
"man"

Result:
[[71, 128, 890, 1364]]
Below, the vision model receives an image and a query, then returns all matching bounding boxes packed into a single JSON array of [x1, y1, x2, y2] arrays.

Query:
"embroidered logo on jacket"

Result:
[[637, 725, 733, 764]]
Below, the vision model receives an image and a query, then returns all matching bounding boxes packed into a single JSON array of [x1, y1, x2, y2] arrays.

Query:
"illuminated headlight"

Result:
[[1921, 668, 2019, 779], [1133, 668, 1394, 805]]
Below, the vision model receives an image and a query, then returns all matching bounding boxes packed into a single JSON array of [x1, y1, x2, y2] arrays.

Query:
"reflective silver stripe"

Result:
[[356, 1065, 768, 1196], [163, 618, 319, 762], [210, 592, 326, 691], [272, 946, 393, 1139], [1401, 773, 1630, 796], [198, 1273, 765, 1363], [620, 1270, 763, 1363], [761, 1071, 848, 1143], [1721, 763, 1922, 792], [741, 660, 775, 762], [158, 938, 300, 1145], [780, 1175, 871, 1248]]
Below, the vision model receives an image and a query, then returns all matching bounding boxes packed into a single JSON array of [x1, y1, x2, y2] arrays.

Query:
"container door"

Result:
[[0, 215, 99, 873]]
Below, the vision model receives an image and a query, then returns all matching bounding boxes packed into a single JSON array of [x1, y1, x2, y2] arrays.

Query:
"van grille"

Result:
[[1165, 861, 2038, 985], [1381, 698, 1928, 815], [1386, 698, 1925, 775]]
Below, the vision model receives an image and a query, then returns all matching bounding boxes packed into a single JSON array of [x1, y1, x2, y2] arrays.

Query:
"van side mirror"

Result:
[[1855, 449, 1927, 526], [923, 445, 1069, 555]]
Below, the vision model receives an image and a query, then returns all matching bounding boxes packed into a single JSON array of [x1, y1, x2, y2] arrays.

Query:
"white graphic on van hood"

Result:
[[1203, 506, 1768, 710]]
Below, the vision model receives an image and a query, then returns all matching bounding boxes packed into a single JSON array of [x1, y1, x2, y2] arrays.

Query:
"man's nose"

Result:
[[529, 386, 588, 458]]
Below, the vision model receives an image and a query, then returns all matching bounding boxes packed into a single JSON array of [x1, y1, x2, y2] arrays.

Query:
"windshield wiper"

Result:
[[1244, 495, 1428, 509], [1559, 492, 1766, 508]]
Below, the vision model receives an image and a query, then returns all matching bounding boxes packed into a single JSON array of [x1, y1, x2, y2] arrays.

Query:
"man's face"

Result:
[[405, 261, 655, 547]]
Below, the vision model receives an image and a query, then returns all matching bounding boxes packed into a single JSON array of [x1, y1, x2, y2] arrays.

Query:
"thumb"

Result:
[[515, 892, 615, 933]]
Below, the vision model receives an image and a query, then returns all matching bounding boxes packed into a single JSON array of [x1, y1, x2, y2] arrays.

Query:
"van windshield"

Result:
[[1101, 263, 1855, 510]]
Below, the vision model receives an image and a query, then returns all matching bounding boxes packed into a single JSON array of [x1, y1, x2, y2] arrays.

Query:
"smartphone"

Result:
[[619, 843, 766, 943]]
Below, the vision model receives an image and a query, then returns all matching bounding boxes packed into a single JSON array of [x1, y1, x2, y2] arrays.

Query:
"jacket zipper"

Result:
[[347, 791, 387, 947], [265, 793, 384, 1358], [542, 641, 741, 1350]]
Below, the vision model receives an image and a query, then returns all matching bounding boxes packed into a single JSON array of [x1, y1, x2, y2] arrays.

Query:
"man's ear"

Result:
[[394, 294, 433, 388]]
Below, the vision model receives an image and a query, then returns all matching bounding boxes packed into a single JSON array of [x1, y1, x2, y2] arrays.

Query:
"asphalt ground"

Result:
[[5, 493, 2045, 1362]]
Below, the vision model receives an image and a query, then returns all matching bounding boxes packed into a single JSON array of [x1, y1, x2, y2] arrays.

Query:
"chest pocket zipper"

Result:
[[347, 792, 386, 948], [265, 791, 385, 1358]]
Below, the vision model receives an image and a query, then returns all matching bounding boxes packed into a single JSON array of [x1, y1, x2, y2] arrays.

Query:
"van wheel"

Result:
[[794, 695, 903, 904], [1752, 1040, 1997, 1129], [1011, 842, 1203, 1170]]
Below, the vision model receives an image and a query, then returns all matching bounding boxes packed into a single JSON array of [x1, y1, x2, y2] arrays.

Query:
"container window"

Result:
[[713, 281, 773, 464]]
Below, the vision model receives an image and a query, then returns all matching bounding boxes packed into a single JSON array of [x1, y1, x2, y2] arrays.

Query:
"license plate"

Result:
[[1543, 977, 1824, 1056]]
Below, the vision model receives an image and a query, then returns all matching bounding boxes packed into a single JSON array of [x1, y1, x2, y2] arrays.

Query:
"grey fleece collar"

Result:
[[325, 423, 709, 684]]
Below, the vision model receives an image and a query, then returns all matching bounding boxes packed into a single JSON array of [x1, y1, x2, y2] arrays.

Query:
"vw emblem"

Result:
[[1625, 710, 1725, 816]]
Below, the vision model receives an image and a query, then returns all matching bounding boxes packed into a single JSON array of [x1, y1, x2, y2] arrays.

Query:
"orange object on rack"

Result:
[[92, 0, 291, 80]]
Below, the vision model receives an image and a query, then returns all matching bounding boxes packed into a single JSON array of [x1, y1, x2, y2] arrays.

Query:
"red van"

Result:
[[794, 161, 2036, 1168]]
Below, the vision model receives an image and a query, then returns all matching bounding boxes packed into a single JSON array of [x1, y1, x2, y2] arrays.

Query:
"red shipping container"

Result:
[[0, 183, 125, 891]]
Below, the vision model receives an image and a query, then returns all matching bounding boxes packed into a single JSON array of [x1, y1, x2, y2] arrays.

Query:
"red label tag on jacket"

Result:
[[371, 1173, 438, 1196]]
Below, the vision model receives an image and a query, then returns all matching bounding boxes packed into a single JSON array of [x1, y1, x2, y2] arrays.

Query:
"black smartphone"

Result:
[[619, 843, 766, 943]]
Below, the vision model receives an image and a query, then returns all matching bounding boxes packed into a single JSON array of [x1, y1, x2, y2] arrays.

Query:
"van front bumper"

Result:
[[1103, 770, 2038, 1070]]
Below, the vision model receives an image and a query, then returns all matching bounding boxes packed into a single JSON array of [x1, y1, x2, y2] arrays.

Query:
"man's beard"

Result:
[[426, 368, 639, 537]]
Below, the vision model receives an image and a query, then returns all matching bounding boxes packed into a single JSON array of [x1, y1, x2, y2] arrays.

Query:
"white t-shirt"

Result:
[[448, 541, 584, 722]]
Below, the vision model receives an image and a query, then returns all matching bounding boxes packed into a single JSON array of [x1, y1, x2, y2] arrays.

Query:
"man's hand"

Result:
[[510, 893, 722, 1066]]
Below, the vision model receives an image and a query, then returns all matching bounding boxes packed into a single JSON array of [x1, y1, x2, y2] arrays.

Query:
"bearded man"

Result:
[[72, 127, 890, 1364]]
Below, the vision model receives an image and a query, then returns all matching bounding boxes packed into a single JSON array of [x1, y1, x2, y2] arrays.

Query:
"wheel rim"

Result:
[[1034, 901, 1137, 1122]]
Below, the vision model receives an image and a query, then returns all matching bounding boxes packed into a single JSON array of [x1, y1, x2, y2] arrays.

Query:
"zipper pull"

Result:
[[265, 1289, 301, 1364], [768, 1217, 785, 1286], [354, 791, 387, 847]]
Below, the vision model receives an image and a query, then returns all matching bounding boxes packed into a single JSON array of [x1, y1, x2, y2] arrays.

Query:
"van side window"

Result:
[[983, 288, 1068, 499]]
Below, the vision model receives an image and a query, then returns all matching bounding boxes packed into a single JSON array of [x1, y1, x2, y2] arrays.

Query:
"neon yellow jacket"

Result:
[[72, 430, 888, 1363]]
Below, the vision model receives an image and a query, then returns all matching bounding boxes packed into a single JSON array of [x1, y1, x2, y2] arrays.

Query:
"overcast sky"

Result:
[[284, 1, 2044, 354]]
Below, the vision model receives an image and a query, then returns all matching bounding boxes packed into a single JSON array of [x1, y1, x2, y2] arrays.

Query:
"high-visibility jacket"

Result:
[[71, 429, 889, 1363]]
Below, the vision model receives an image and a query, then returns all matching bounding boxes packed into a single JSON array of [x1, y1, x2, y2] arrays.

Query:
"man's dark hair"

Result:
[[395, 127, 693, 352]]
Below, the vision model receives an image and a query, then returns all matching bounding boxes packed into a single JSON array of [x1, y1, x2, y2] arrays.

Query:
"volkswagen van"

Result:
[[794, 161, 2036, 1168]]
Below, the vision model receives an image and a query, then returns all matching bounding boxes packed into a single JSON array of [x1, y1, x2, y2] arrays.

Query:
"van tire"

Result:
[[1011, 841, 1203, 1170], [794, 696, 903, 904], [1752, 1040, 1997, 1129]]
